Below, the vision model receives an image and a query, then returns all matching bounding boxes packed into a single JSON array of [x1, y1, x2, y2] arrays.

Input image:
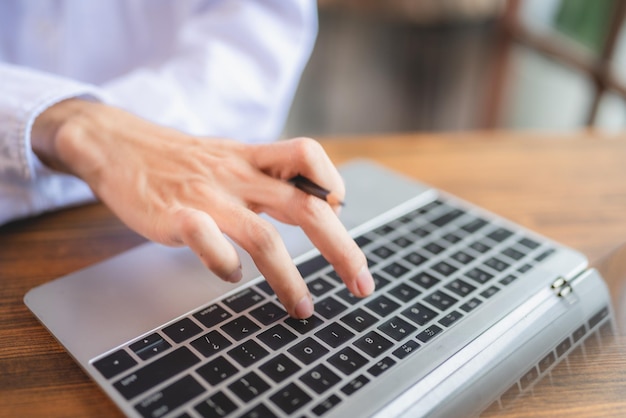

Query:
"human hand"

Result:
[[31, 99, 375, 318]]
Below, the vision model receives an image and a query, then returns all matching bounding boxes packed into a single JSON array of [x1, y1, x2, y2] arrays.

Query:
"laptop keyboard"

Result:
[[92, 198, 555, 418]]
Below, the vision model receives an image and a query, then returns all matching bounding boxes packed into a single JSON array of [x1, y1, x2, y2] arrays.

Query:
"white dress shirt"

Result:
[[0, 0, 317, 225]]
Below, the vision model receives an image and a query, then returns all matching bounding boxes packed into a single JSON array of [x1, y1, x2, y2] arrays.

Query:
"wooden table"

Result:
[[2, 130, 626, 417]]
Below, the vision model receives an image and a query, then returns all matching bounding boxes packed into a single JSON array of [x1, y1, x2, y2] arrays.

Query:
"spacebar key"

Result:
[[114, 347, 200, 400]]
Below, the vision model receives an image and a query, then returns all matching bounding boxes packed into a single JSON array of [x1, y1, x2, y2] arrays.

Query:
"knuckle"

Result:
[[242, 216, 280, 254], [291, 137, 323, 165], [299, 194, 329, 220]]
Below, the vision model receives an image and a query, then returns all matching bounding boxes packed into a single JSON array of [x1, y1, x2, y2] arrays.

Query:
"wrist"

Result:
[[31, 98, 103, 176]]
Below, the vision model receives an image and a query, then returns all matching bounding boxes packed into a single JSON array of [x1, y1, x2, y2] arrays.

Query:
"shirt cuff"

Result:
[[0, 63, 108, 182]]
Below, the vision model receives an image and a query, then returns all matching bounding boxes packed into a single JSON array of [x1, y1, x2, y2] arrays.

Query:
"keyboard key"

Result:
[[382, 262, 410, 278], [228, 372, 270, 402], [193, 304, 232, 329], [469, 240, 491, 253], [297, 254, 329, 278], [312, 394, 342, 417], [372, 245, 394, 260], [196, 356, 238, 385], [93, 349, 137, 379], [460, 297, 483, 313], [378, 316, 417, 341], [284, 314, 324, 334], [404, 251, 428, 267], [130, 333, 171, 361], [308, 277, 336, 297], [191, 330, 232, 358], [445, 278, 476, 297], [392, 340, 420, 360], [315, 322, 355, 348], [257, 324, 297, 350], [325, 270, 343, 284], [341, 374, 370, 395], [223, 288, 264, 313], [535, 248, 556, 262], [249, 302, 287, 325], [372, 272, 391, 290], [466, 267, 494, 284], [354, 235, 372, 248], [260, 353, 300, 383], [425, 290, 458, 311], [195, 391, 237, 418], [502, 247, 525, 261], [336, 287, 360, 304], [328, 347, 368, 375], [270, 383, 312, 414], [439, 310, 464, 327], [300, 364, 341, 394], [442, 232, 463, 244], [341, 308, 378, 332], [518, 263, 533, 273], [484, 257, 510, 272], [288, 337, 329, 365], [410, 272, 440, 289], [367, 356, 396, 377], [451, 250, 475, 265], [402, 303, 438, 326], [114, 347, 200, 400], [461, 217, 488, 233], [519, 237, 540, 249], [163, 318, 203, 344], [239, 403, 277, 418], [374, 224, 395, 236], [135, 375, 205, 418], [499, 274, 518, 286], [431, 208, 464, 227], [389, 283, 421, 303], [354, 331, 393, 358], [366, 295, 400, 317], [480, 286, 500, 299], [228, 340, 269, 367], [393, 236, 413, 248], [423, 242, 445, 255], [431, 261, 458, 277], [417, 324, 443, 343], [221, 316, 261, 341], [255, 281, 275, 296], [411, 226, 431, 237], [487, 227, 514, 242], [316, 296, 348, 319]]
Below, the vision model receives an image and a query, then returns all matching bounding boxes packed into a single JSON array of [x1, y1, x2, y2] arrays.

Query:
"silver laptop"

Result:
[[24, 159, 614, 418]]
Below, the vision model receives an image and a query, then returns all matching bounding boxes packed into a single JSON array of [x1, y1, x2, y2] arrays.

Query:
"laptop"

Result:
[[24, 159, 614, 418]]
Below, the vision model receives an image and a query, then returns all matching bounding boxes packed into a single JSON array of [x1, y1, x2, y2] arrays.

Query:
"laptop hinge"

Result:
[[550, 275, 573, 297]]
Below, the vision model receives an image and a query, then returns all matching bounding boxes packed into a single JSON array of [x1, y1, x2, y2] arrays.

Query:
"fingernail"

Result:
[[294, 294, 314, 319], [225, 265, 243, 283], [356, 265, 375, 297]]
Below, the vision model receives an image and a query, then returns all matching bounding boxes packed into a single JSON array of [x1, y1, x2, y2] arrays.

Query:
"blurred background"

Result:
[[284, 0, 626, 138]]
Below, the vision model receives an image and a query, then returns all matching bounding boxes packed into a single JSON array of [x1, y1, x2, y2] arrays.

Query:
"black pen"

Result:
[[289, 175, 345, 207]]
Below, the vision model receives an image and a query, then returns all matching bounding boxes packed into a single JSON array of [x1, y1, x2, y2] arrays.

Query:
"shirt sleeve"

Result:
[[0, 0, 317, 225], [0, 64, 106, 225]]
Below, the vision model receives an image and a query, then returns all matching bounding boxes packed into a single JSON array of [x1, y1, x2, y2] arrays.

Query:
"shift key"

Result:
[[114, 347, 200, 400]]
